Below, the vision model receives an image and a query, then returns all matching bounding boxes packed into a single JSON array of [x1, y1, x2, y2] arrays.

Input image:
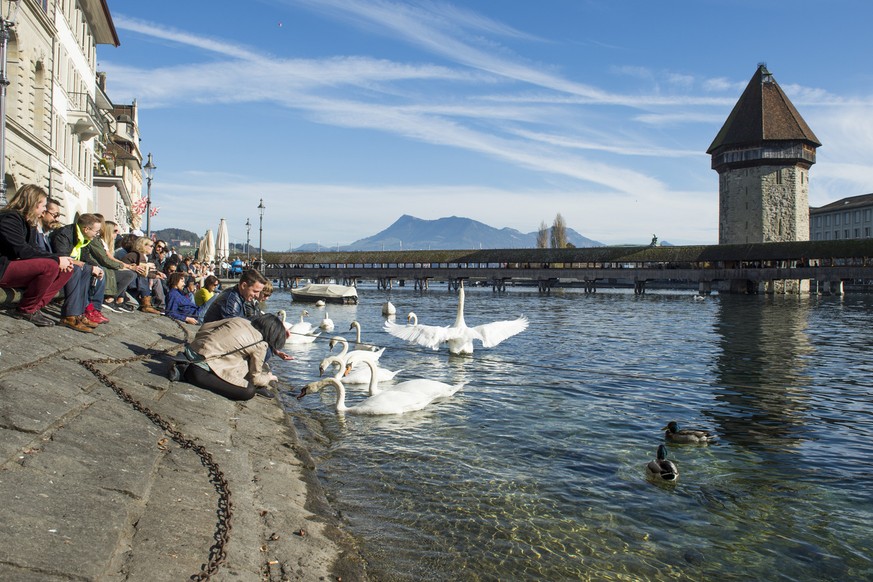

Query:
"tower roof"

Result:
[[707, 65, 821, 154]]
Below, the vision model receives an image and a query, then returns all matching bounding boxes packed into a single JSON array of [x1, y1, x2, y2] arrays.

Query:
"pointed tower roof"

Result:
[[707, 64, 821, 154]]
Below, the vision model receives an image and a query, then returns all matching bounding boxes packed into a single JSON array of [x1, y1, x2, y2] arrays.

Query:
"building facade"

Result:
[[708, 64, 821, 246], [809, 193, 873, 241]]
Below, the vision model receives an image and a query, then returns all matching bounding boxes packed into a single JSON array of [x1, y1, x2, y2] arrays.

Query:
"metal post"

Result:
[[245, 218, 251, 264], [258, 198, 265, 271], [0, 1, 20, 206], [143, 153, 156, 238]]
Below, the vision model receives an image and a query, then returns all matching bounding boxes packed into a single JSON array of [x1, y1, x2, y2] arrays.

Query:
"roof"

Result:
[[810, 193, 873, 214], [707, 65, 821, 154]]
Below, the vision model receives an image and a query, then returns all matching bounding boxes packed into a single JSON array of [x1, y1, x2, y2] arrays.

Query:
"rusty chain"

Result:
[[79, 320, 232, 581]]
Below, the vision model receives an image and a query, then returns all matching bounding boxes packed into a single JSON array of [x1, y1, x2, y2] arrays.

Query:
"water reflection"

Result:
[[708, 295, 814, 453]]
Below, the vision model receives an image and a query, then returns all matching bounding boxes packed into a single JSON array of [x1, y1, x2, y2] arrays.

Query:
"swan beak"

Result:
[[318, 366, 325, 376], [343, 364, 352, 377]]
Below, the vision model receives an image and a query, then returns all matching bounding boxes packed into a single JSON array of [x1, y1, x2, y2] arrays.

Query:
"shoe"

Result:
[[139, 296, 162, 315], [75, 314, 99, 328], [117, 303, 135, 312], [102, 302, 120, 313], [60, 316, 94, 333], [255, 386, 275, 399], [15, 309, 56, 327], [84, 310, 109, 324]]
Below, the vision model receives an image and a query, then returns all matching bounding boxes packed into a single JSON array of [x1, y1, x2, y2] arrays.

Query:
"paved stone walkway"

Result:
[[0, 306, 365, 581]]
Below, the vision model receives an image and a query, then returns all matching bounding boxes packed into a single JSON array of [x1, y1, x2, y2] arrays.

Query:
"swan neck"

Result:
[[365, 360, 381, 396], [454, 287, 466, 327], [328, 378, 347, 411]]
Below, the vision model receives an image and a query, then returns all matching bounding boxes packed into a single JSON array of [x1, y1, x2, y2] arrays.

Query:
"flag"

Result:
[[150, 206, 160, 217]]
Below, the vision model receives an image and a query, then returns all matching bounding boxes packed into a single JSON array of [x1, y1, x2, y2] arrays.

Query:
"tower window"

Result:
[[776, 169, 783, 184]]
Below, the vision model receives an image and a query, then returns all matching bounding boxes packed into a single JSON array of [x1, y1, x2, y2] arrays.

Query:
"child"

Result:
[[164, 272, 201, 325]]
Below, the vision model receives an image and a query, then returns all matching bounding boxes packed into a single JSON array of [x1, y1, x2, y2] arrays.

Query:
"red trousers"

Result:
[[0, 258, 74, 314]]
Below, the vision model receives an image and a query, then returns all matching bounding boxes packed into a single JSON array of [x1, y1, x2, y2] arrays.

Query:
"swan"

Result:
[[314, 299, 326, 307], [320, 355, 402, 389], [384, 283, 528, 355], [406, 312, 419, 326], [282, 309, 321, 344], [319, 312, 335, 331], [662, 421, 717, 444], [327, 336, 384, 369], [349, 320, 378, 351], [298, 360, 463, 415], [646, 444, 679, 481], [382, 301, 396, 316]]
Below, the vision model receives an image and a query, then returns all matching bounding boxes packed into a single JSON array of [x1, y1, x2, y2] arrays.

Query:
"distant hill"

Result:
[[294, 215, 603, 251], [154, 228, 200, 246]]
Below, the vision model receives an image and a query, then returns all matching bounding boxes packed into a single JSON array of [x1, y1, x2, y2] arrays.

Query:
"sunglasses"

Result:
[[46, 210, 60, 218]]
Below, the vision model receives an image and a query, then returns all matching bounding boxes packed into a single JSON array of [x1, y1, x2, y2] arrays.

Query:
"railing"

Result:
[[67, 91, 106, 136]]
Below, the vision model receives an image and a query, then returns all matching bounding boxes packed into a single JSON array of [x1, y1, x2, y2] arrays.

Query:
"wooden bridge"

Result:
[[259, 239, 873, 295]]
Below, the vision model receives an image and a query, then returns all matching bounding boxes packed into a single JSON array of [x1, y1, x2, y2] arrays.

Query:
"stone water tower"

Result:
[[708, 64, 821, 245]]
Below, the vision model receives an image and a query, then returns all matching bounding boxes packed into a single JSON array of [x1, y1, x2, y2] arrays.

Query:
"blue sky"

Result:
[[101, 0, 873, 251]]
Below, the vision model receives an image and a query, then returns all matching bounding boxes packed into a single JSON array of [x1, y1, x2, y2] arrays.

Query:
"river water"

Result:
[[272, 285, 873, 581]]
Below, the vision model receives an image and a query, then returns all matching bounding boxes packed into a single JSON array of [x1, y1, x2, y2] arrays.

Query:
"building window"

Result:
[[865, 209, 871, 222], [815, 216, 822, 227], [845, 229, 850, 239], [835, 214, 840, 226], [865, 227, 871, 237], [854, 228, 860, 238], [855, 210, 861, 223], [825, 215, 831, 226], [776, 169, 783, 184], [844, 212, 850, 225], [834, 231, 839, 239]]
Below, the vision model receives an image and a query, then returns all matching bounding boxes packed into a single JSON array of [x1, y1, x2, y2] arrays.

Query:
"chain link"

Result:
[[79, 322, 233, 581]]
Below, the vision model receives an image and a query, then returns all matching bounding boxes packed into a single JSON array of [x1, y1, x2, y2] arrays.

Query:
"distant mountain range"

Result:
[[293, 215, 603, 252]]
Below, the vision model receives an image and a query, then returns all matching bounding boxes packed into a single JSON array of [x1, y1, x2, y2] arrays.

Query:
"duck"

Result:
[[320, 354, 401, 388], [662, 421, 717, 444], [279, 309, 321, 344], [646, 444, 679, 481], [382, 301, 396, 316], [298, 360, 463, 415], [383, 282, 528, 355], [319, 312, 335, 331], [349, 320, 379, 351]]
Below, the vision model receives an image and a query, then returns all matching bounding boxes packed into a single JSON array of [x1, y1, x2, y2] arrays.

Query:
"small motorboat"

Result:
[[291, 283, 358, 305]]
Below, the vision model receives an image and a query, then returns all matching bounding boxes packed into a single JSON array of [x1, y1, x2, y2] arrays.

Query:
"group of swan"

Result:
[[277, 309, 321, 344], [300, 359, 463, 415], [384, 283, 528, 355]]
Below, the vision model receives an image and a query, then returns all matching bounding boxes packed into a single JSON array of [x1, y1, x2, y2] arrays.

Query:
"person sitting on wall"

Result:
[[0, 184, 75, 326], [194, 274, 220, 311], [164, 271, 201, 325], [50, 213, 109, 329], [92, 220, 138, 313], [178, 313, 286, 400], [120, 236, 162, 314]]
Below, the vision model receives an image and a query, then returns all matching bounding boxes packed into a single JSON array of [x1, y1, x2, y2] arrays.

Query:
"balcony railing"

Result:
[[67, 92, 106, 140]]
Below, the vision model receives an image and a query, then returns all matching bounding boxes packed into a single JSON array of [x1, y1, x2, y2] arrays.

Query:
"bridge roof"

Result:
[[266, 239, 873, 265]]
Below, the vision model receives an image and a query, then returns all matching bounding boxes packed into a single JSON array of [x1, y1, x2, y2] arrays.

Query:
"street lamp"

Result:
[[143, 152, 156, 238], [0, 0, 21, 206], [257, 198, 265, 271], [245, 218, 251, 264]]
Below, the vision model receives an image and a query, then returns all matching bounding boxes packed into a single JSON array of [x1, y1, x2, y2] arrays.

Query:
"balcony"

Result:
[[67, 92, 106, 141]]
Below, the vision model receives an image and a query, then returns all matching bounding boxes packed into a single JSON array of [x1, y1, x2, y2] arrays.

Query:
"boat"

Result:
[[291, 283, 358, 305]]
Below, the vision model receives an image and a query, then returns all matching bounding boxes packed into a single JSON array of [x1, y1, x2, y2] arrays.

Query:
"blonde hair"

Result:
[[4, 184, 48, 225], [102, 221, 118, 254], [132, 236, 154, 255]]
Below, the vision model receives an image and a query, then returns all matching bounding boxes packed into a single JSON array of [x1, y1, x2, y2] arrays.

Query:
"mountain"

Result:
[[294, 215, 603, 251]]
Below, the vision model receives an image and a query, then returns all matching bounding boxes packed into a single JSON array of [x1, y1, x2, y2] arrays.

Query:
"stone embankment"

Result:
[[0, 306, 366, 581]]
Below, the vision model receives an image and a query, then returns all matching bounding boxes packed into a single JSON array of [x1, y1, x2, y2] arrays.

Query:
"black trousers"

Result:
[[183, 364, 256, 401]]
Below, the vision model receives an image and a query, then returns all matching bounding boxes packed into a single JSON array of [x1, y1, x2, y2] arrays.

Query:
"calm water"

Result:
[[271, 285, 873, 581]]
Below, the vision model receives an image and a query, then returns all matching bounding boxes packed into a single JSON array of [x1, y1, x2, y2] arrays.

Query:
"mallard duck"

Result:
[[662, 421, 716, 444], [646, 444, 679, 481]]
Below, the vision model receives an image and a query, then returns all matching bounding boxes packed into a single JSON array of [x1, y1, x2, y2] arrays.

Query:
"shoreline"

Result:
[[0, 306, 367, 581]]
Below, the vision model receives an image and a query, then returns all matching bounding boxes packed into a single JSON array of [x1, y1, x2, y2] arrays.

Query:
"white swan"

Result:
[[282, 309, 321, 344], [382, 301, 396, 316], [314, 299, 326, 307], [406, 312, 419, 326], [349, 320, 378, 351], [319, 312, 335, 331], [384, 283, 528, 355], [326, 336, 384, 369], [321, 355, 401, 387], [298, 360, 463, 415]]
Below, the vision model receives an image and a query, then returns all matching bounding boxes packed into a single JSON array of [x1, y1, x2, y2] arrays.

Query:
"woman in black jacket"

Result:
[[0, 184, 75, 327]]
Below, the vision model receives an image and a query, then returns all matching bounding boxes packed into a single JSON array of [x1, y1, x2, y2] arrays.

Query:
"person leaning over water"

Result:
[[202, 268, 266, 323], [182, 314, 286, 400]]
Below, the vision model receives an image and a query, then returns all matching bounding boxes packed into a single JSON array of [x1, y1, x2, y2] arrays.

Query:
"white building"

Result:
[[809, 193, 873, 241]]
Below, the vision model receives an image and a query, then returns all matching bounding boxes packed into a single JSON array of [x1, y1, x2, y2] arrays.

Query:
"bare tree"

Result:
[[550, 213, 567, 248], [537, 221, 549, 248]]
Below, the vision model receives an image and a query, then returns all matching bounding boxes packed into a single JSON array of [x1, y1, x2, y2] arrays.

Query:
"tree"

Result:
[[550, 213, 567, 248], [536, 221, 549, 248]]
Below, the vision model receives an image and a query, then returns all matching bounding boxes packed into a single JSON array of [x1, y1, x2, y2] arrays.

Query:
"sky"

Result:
[[100, 0, 873, 251]]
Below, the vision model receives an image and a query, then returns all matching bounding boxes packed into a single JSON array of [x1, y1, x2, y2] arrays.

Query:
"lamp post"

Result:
[[143, 153, 156, 238], [0, 0, 21, 206], [245, 218, 251, 264], [257, 198, 265, 271]]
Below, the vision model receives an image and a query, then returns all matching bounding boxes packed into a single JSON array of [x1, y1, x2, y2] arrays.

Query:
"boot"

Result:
[[77, 314, 100, 328], [60, 316, 94, 333], [139, 296, 162, 315]]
